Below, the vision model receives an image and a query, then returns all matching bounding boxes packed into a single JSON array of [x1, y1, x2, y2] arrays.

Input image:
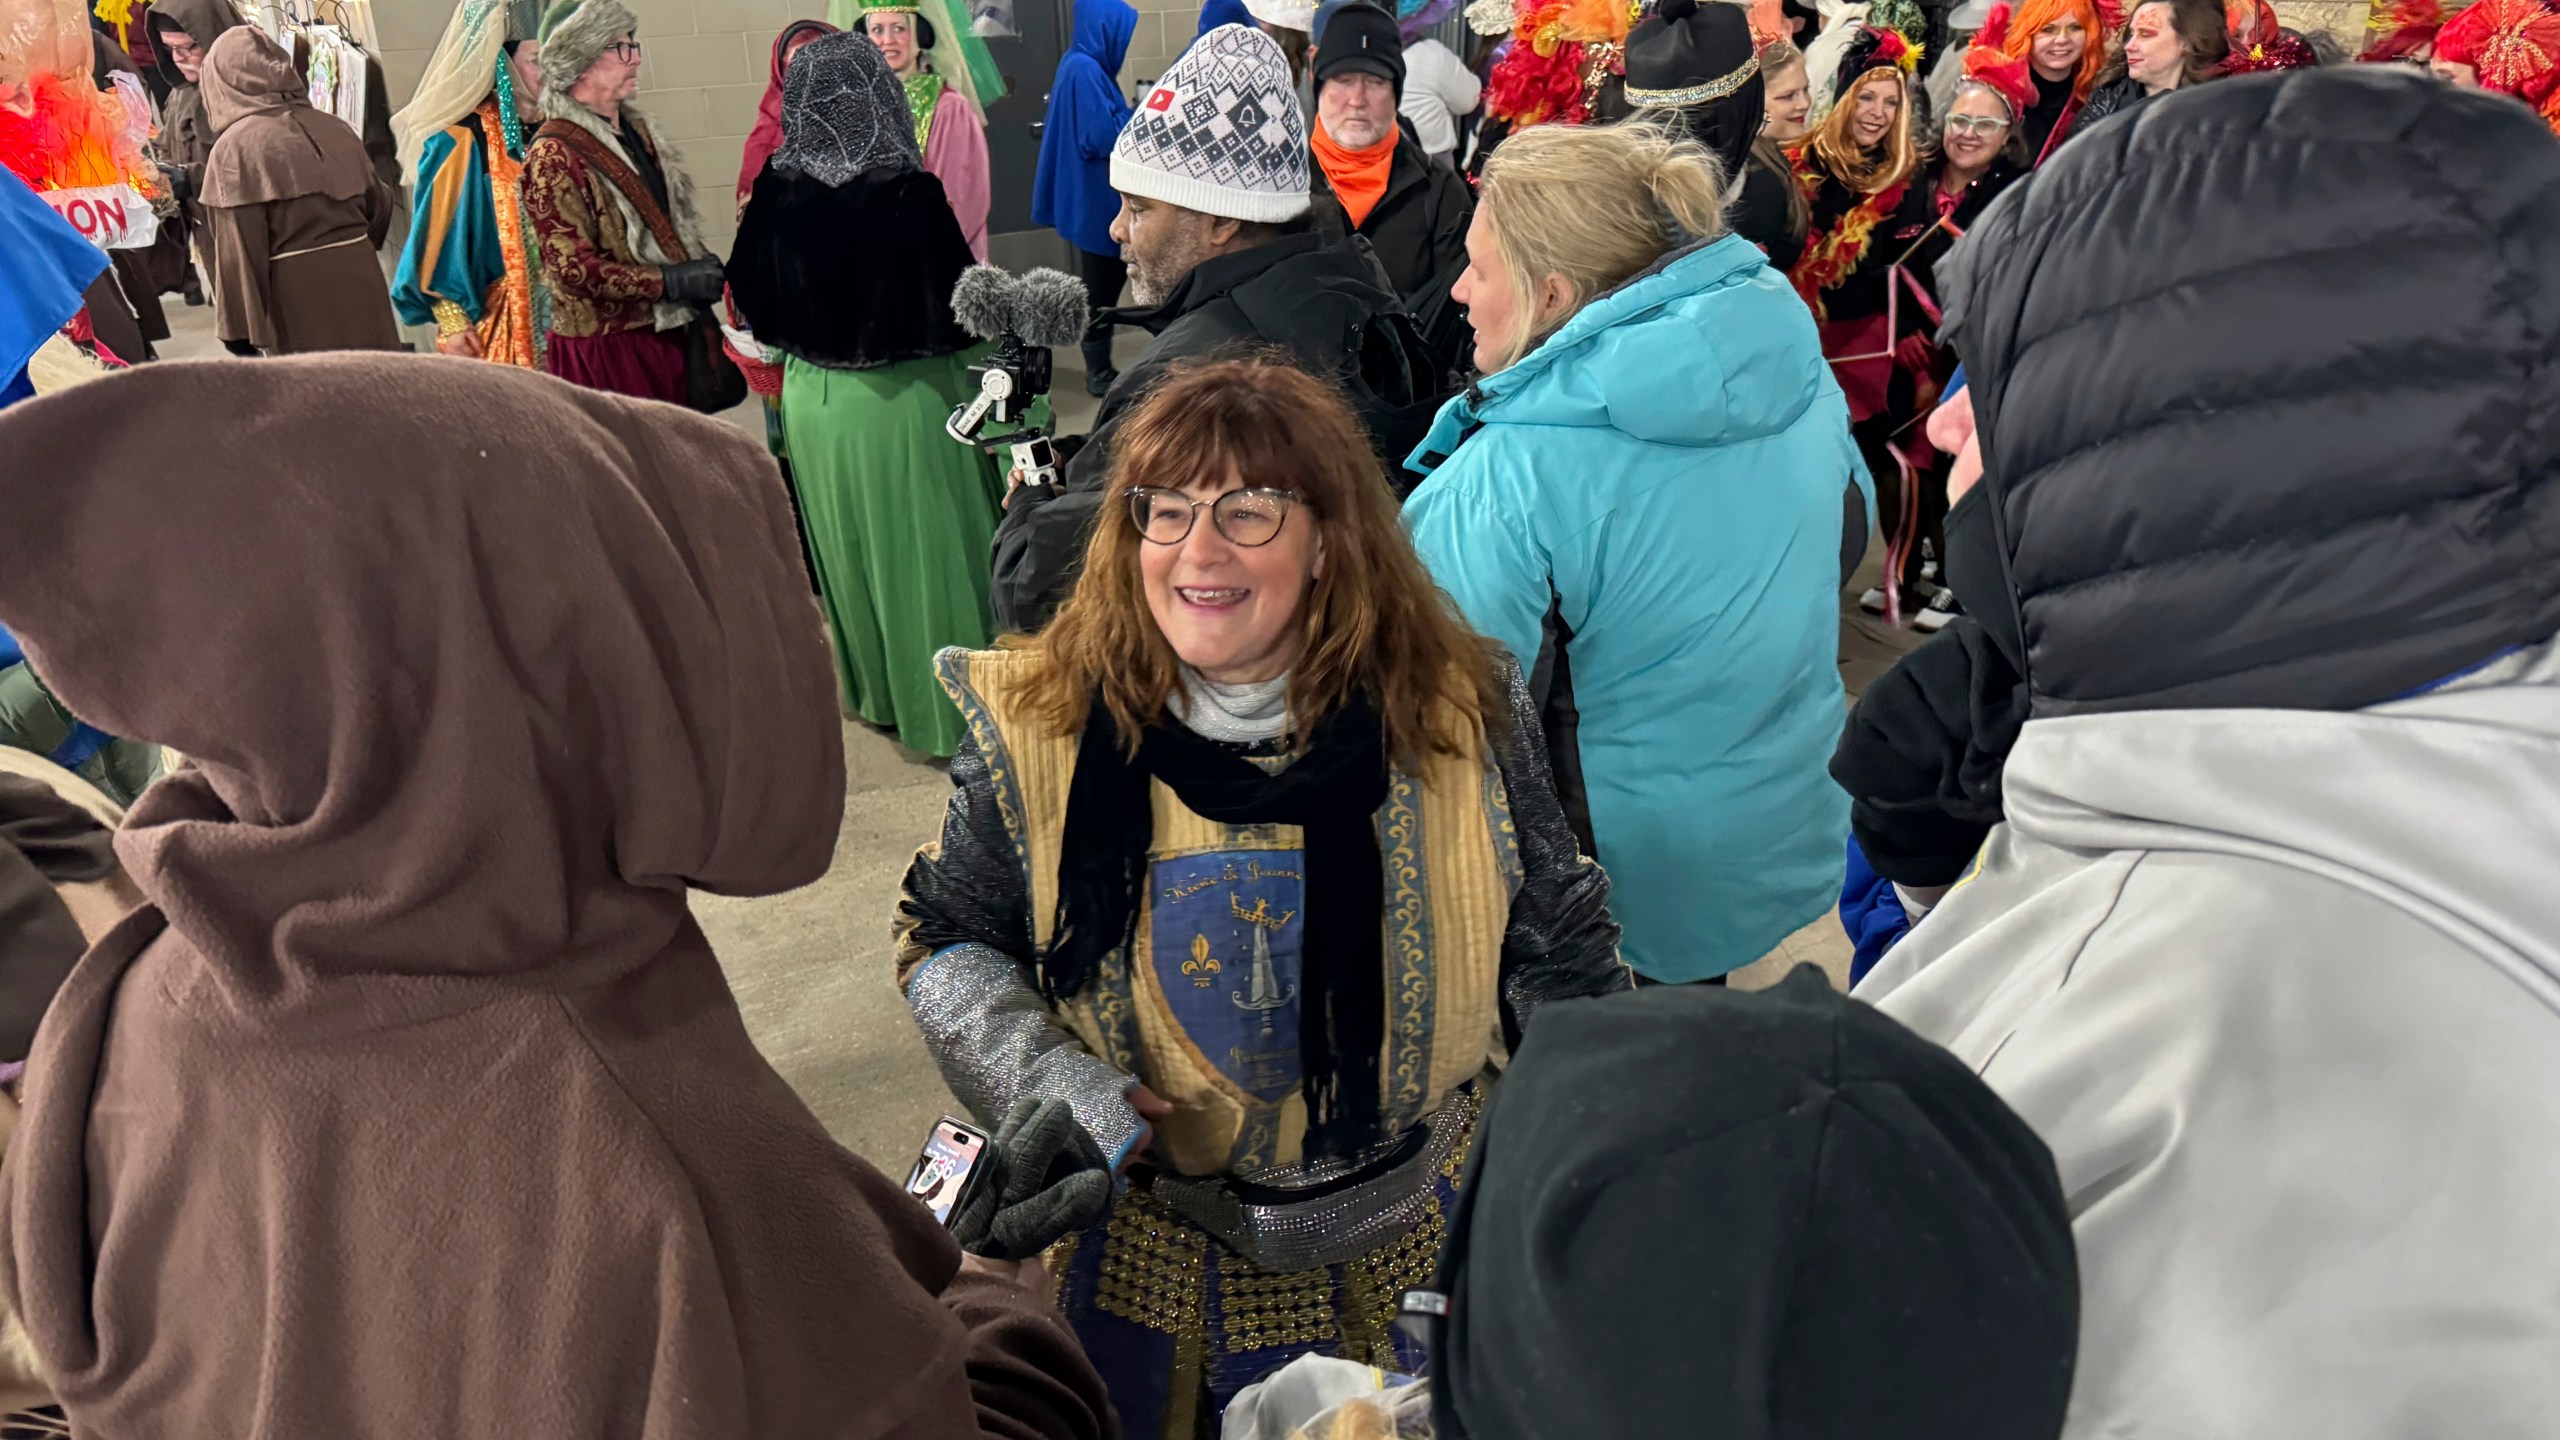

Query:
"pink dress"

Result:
[[922, 86, 990, 261]]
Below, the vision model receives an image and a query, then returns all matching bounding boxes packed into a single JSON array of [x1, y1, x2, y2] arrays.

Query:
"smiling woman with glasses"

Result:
[[893, 356, 1627, 1437]]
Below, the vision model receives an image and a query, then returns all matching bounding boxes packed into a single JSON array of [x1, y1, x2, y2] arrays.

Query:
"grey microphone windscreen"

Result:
[[949, 264, 1018, 342], [1011, 267, 1092, 350]]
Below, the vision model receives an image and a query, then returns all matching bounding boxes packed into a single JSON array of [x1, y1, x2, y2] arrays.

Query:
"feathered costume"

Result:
[[1479, 0, 1637, 129], [2360, 0, 2445, 59], [0, 0, 161, 214], [2432, 0, 2560, 133]]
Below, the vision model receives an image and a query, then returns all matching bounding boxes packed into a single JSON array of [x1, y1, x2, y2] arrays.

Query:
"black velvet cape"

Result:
[[728, 163, 977, 371]]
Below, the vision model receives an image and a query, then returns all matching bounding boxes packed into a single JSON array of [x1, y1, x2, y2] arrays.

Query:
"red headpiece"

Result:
[[2434, 0, 2560, 106], [2359, 0, 2445, 59], [2220, 26, 2318, 68], [1961, 3, 2041, 116], [2223, 0, 2281, 46]]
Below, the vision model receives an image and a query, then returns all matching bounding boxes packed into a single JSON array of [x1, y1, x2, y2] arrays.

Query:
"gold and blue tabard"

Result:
[[933, 647, 1519, 1178]]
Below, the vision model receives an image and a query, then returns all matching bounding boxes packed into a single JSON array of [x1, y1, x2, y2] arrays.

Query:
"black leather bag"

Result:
[[681, 314, 747, 415]]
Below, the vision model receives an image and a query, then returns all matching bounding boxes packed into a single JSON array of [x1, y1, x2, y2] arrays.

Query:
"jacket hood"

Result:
[[1073, 0, 1137, 74], [2000, 635, 2560, 1006], [1941, 67, 2560, 719], [1465, 234, 1827, 450], [0, 355, 845, 1003]]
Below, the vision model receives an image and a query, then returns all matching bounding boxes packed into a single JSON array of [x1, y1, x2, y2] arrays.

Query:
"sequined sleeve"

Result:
[[896, 731, 1149, 1164], [1488, 655, 1631, 1041]]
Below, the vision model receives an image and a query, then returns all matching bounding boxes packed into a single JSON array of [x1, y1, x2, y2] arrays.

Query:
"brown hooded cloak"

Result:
[[0, 355, 1116, 1440], [198, 27, 399, 352]]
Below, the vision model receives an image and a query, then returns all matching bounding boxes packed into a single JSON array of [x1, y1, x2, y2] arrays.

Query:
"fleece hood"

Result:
[[1995, 637, 2560, 1010]]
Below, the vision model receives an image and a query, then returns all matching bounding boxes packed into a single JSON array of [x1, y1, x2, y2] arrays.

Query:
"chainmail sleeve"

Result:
[[1487, 654, 1631, 1045], [895, 730, 1148, 1164]]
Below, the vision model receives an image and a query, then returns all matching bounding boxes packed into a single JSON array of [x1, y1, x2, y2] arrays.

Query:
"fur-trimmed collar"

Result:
[[539, 102, 708, 331]]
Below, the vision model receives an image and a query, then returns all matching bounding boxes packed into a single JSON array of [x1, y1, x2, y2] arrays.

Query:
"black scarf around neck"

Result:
[[1046, 690, 1392, 1157]]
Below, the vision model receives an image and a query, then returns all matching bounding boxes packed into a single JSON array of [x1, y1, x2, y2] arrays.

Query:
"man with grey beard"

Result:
[[989, 22, 1444, 634]]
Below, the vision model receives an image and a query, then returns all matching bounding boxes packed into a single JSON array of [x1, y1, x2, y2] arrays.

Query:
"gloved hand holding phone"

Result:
[[943, 1099, 1113, 1261]]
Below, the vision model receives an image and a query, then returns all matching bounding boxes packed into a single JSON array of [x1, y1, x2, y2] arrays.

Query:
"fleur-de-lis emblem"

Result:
[[1181, 932, 1222, 989]]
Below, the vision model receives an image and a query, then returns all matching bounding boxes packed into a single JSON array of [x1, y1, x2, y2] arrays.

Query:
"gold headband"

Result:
[[1625, 53, 1760, 108]]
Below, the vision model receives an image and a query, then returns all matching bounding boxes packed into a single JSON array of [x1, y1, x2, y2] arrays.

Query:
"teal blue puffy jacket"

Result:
[[1405, 235, 1870, 982]]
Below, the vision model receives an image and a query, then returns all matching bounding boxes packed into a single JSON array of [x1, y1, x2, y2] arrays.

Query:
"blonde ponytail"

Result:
[[1476, 120, 1730, 372]]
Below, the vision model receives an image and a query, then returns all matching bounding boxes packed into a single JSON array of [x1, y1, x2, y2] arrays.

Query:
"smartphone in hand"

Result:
[[904, 1116, 994, 1227]]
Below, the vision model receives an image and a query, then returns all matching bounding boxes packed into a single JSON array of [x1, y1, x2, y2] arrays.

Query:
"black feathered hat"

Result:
[[1624, 0, 1760, 107], [1624, 0, 1764, 175]]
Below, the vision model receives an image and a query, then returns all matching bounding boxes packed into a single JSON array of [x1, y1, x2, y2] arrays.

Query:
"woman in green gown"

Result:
[[728, 29, 999, 758]]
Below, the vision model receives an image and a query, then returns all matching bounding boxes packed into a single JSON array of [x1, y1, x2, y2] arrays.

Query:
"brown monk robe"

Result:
[[197, 27, 400, 353], [0, 355, 1115, 1440], [142, 0, 243, 304]]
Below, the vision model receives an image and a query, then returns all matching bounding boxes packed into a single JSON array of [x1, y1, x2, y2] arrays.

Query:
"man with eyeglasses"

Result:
[[521, 0, 728, 403], [988, 22, 1451, 635], [143, 0, 247, 310]]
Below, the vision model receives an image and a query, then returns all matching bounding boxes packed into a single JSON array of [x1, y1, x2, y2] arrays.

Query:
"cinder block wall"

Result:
[[1120, 0, 1200, 92]]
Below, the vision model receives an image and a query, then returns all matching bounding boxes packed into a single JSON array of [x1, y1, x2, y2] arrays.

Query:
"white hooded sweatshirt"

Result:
[[1859, 636, 2560, 1438]]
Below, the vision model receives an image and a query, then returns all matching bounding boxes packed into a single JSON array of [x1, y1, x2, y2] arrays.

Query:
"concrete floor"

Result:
[[145, 297, 1916, 1171]]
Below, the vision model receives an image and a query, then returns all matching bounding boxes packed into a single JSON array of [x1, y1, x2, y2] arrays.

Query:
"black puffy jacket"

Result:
[[1942, 67, 2560, 719]]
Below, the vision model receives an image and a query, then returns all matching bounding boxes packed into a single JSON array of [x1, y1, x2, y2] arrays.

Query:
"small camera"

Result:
[[945, 266, 1091, 492]]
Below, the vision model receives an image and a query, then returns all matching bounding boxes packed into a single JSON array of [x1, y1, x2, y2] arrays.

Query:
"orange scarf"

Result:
[[1313, 119, 1398, 228]]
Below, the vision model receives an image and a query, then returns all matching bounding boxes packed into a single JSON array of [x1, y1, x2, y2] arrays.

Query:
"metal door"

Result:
[[976, 0, 1070, 255]]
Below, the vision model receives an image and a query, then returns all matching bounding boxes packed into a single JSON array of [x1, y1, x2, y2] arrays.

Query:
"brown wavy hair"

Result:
[[1809, 64, 1918, 194], [1015, 357, 1504, 766], [2093, 0, 2231, 91]]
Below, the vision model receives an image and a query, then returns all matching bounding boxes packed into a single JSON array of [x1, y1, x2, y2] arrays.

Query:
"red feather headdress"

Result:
[[1960, 3, 2039, 118]]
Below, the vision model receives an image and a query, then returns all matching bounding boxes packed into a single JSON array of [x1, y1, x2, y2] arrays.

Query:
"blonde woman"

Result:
[[897, 359, 1625, 1438], [1403, 121, 1863, 986]]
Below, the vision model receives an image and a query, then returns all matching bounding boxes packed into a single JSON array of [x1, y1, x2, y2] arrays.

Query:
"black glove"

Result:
[[156, 160, 192, 204], [949, 1099, 1113, 1261], [658, 258, 726, 305]]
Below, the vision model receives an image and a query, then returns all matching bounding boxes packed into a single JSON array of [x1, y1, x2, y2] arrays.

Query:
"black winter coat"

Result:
[[2071, 75, 2152, 133], [1943, 67, 2560, 719], [1311, 129, 1475, 381], [988, 231, 1448, 633]]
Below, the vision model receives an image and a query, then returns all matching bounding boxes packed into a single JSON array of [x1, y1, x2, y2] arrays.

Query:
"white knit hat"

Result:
[[1244, 0, 1316, 29], [1110, 24, 1311, 224]]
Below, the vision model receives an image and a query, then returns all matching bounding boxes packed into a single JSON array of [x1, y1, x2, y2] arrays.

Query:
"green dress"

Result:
[[780, 346, 1004, 758]]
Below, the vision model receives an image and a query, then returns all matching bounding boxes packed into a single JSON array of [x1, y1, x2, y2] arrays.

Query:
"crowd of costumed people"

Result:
[[2, 1, 2560, 1435]]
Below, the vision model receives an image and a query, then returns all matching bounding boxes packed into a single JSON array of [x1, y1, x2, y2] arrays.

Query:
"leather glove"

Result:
[[658, 258, 727, 305], [949, 1098, 1113, 1261], [156, 160, 192, 204]]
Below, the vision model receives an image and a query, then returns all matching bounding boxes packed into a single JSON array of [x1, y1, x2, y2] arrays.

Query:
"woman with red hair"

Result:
[[1995, 0, 2107, 161]]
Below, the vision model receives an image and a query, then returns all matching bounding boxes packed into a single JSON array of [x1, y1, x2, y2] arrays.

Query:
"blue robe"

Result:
[[1, 170, 108, 408], [391, 112, 507, 330], [1029, 0, 1134, 257]]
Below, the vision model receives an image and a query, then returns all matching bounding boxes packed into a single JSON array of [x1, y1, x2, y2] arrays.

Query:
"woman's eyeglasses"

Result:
[[1127, 486, 1299, 547], [1945, 114, 2010, 135], [608, 39, 643, 61]]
